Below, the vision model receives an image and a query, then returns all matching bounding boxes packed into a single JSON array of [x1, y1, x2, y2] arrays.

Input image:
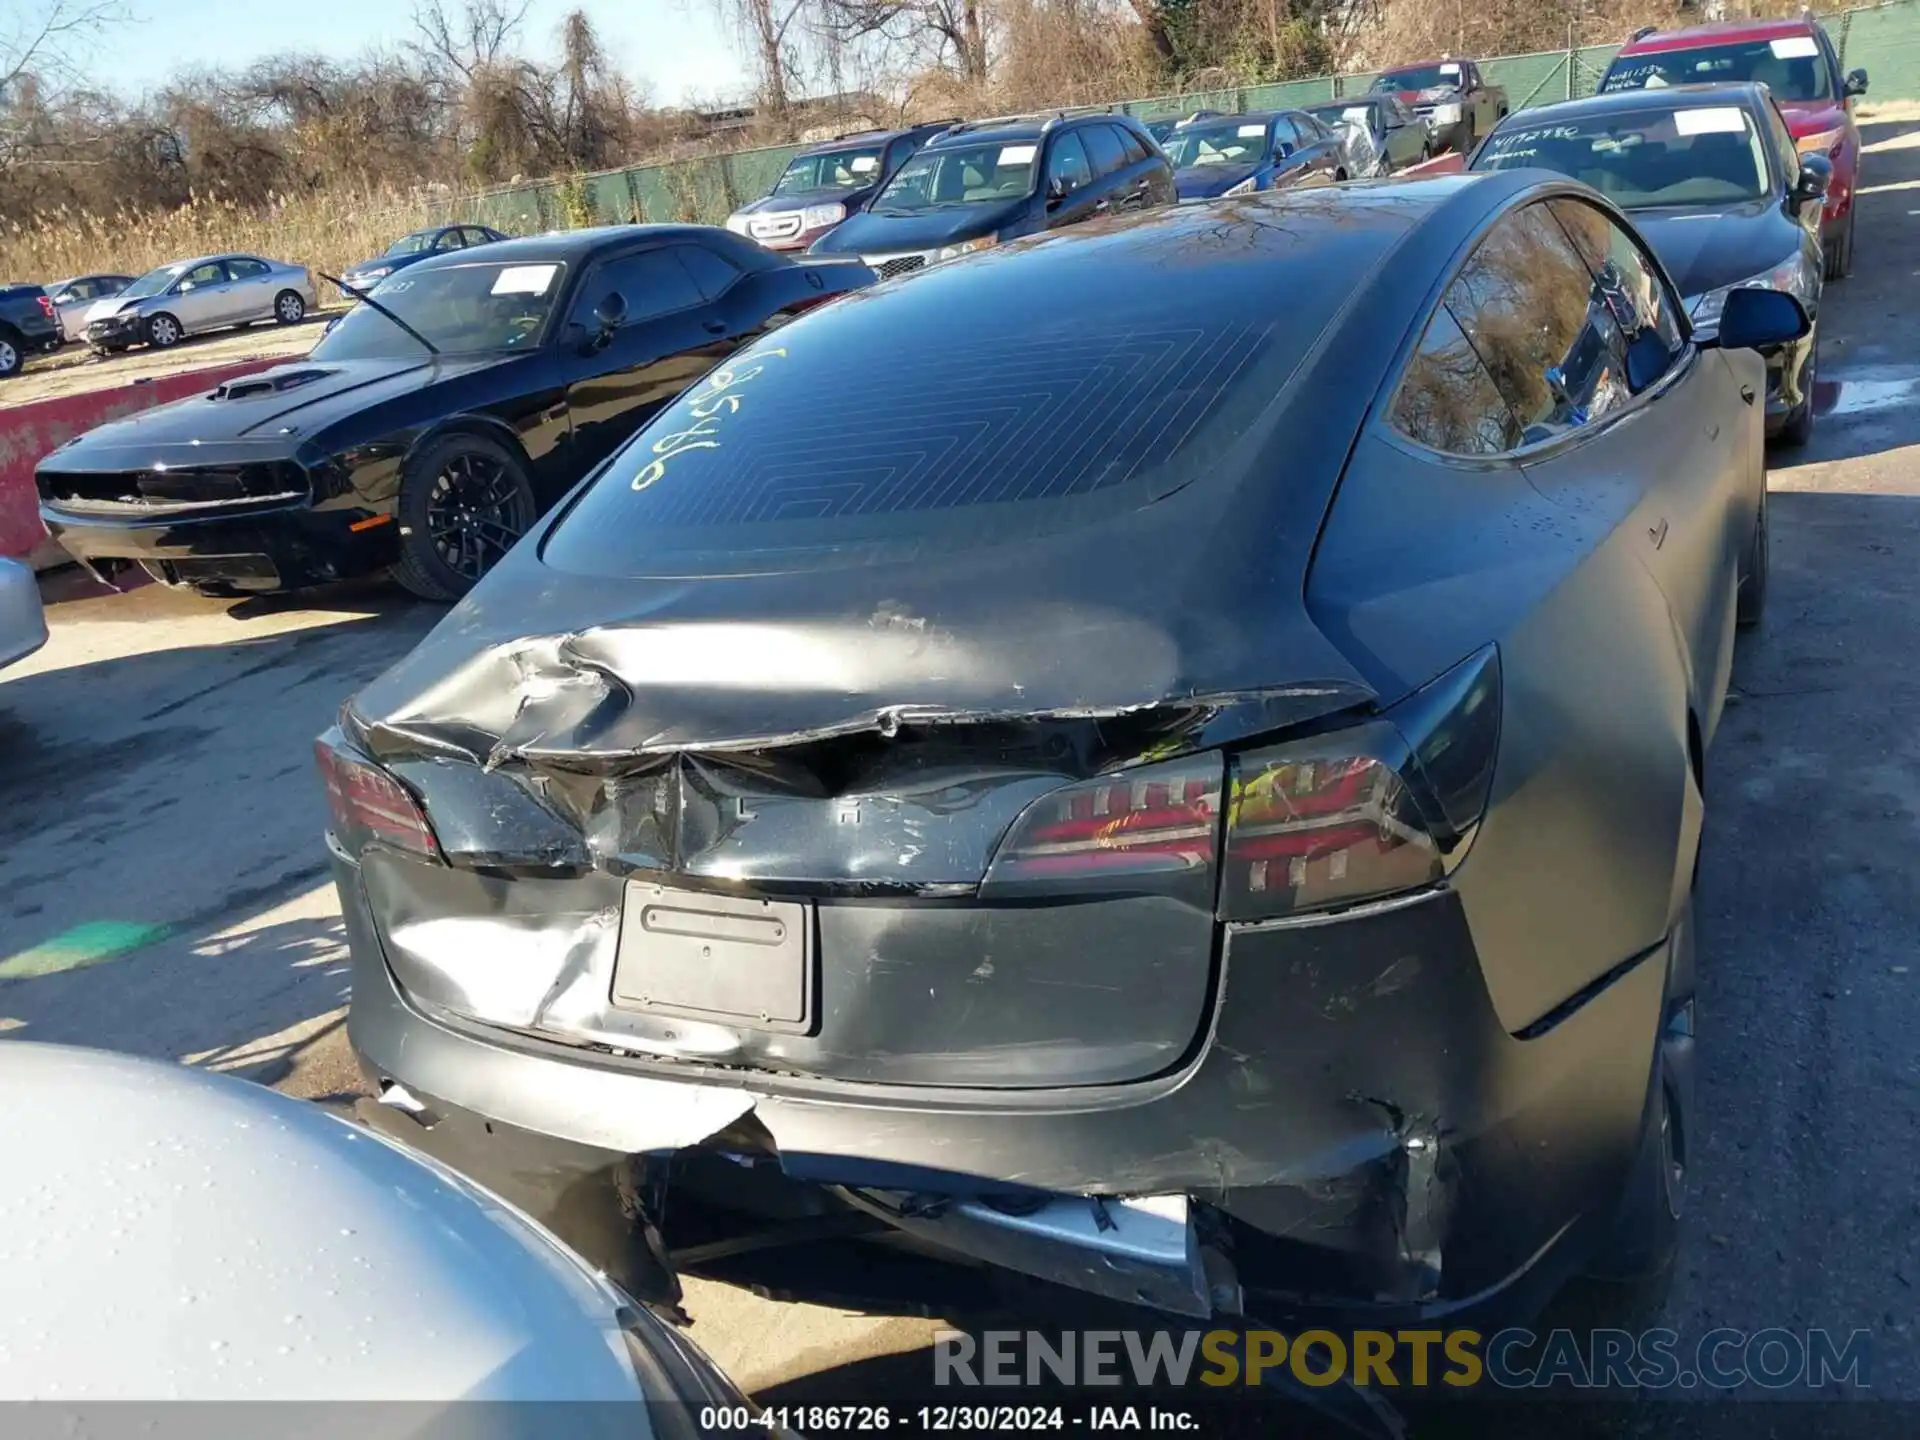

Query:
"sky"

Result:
[[89, 0, 751, 107]]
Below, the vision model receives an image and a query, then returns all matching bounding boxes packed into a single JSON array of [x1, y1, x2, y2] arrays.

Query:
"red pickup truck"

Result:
[[1369, 57, 1509, 155]]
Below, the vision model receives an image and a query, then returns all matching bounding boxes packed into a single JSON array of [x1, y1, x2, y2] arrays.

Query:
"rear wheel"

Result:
[[390, 432, 538, 602], [0, 327, 21, 379], [146, 312, 182, 348], [1737, 483, 1770, 630], [274, 289, 306, 325]]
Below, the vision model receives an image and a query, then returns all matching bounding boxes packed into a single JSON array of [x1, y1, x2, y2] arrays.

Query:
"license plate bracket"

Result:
[[612, 883, 813, 1034]]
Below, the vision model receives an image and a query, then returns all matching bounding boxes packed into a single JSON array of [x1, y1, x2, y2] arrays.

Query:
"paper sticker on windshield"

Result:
[[1771, 35, 1820, 58], [850, 155, 878, 172], [998, 145, 1037, 166], [1237, 123, 1267, 138], [1440, 63, 1461, 75], [491, 264, 558, 296], [1342, 107, 1372, 122], [1674, 107, 1747, 136]]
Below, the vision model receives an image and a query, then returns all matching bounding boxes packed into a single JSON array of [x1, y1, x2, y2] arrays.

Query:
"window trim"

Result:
[[1374, 188, 1702, 469]]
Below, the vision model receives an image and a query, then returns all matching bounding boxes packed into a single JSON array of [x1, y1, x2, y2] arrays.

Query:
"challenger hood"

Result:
[[1175, 163, 1263, 200], [347, 455, 1377, 770], [1632, 198, 1803, 299], [38, 355, 506, 463], [813, 199, 1029, 256]]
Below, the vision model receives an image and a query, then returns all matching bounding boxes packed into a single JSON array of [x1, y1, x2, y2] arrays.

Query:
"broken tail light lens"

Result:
[[981, 753, 1225, 903], [315, 727, 440, 861], [1220, 645, 1500, 922]]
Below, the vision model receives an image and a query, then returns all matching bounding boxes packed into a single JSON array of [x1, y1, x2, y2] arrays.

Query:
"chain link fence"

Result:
[[429, 0, 1920, 232]]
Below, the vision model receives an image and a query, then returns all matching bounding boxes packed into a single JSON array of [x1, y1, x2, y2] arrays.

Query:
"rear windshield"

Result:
[[1601, 37, 1833, 102], [1473, 106, 1771, 206], [539, 247, 1339, 577]]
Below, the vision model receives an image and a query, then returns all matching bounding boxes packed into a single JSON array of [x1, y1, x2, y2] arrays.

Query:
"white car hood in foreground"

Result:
[[0, 556, 47, 671], [0, 1044, 646, 1403]]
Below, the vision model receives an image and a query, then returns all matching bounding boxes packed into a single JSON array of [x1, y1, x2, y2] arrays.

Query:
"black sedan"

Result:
[[1470, 82, 1828, 444], [326, 175, 1806, 1341], [1163, 110, 1347, 200], [339, 223, 510, 295], [35, 226, 873, 601]]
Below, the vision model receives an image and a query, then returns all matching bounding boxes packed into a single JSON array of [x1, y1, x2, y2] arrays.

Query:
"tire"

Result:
[[390, 432, 538, 602], [1775, 338, 1817, 449], [1564, 895, 1694, 1328], [1334, 168, 1347, 182], [1737, 482, 1769, 630], [0, 327, 21, 379], [146, 312, 182, 348], [274, 289, 306, 325], [1830, 204, 1855, 281]]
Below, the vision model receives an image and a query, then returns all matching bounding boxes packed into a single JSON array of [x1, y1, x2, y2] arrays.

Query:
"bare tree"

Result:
[[820, 0, 988, 83], [706, 0, 814, 130], [0, 0, 129, 171], [408, 0, 531, 83]]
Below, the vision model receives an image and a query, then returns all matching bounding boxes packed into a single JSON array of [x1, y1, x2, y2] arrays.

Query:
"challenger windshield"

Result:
[[312, 260, 569, 359], [1472, 107, 1770, 207]]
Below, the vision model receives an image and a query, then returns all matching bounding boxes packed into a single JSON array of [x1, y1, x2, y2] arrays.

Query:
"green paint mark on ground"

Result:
[[0, 921, 173, 981]]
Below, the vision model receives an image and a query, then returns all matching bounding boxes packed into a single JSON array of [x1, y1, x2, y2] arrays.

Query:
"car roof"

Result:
[[1492, 81, 1773, 125], [794, 125, 932, 154], [1619, 17, 1821, 54], [398, 224, 778, 276]]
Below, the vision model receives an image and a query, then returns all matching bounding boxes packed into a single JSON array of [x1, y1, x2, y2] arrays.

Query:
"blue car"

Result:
[[1164, 110, 1347, 201], [339, 224, 509, 296]]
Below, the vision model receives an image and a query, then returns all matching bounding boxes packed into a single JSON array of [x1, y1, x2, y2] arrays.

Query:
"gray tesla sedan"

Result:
[[321, 172, 1806, 1336]]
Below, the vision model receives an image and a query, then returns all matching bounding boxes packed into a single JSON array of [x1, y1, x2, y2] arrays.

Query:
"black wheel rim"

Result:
[[425, 451, 533, 582]]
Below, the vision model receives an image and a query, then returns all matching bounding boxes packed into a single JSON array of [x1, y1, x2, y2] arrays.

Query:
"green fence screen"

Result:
[[429, 0, 1920, 230]]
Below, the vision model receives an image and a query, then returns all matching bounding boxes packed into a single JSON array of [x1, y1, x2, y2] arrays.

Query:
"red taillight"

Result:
[[36, 295, 54, 319], [981, 754, 1224, 897], [1221, 732, 1442, 922], [315, 733, 439, 859]]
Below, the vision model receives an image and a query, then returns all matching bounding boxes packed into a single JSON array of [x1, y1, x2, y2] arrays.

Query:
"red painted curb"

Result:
[[0, 358, 283, 562]]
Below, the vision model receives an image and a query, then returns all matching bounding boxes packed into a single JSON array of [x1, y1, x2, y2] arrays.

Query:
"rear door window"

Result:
[[1446, 202, 1627, 444], [1082, 124, 1131, 178], [227, 257, 270, 280], [1389, 305, 1520, 456], [1117, 126, 1151, 164]]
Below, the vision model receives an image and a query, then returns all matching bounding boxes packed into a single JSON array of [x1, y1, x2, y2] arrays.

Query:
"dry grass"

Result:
[[0, 188, 453, 288]]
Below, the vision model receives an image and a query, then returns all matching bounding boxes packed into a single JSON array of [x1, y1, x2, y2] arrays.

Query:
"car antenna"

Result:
[[321, 274, 441, 356]]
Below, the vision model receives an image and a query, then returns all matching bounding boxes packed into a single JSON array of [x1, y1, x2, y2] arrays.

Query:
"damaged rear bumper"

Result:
[[340, 849, 1671, 1326]]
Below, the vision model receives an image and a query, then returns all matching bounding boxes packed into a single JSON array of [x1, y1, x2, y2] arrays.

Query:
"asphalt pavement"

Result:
[[2, 117, 1919, 1417]]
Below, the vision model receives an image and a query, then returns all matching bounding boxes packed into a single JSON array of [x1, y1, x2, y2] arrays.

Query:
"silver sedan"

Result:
[[81, 253, 319, 354], [0, 557, 47, 672]]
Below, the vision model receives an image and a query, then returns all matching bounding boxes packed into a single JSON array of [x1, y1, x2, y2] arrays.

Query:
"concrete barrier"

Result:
[[0, 358, 282, 567]]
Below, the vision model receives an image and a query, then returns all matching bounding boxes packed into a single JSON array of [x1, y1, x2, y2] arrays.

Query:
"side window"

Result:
[[1081, 123, 1131, 178], [671, 243, 743, 301], [435, 229, 466, 251], [1389, 305, 1520, 456], [179, 262, 227, 291], [1448, 203, 1625, 444], [1117, 125, 1151, 164], [1045, 133, 1095, 195], [227, 258, 270, 280], [567, 248, 706, 330], [1763, 100, 1801, 189], [1547, 197, 1684, 391], [1271, 116, 1300, 153]]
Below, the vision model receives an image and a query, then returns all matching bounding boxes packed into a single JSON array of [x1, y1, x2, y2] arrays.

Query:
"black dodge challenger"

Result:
[[34, 226, 874, 600], [325, 175, 1806, 1339]]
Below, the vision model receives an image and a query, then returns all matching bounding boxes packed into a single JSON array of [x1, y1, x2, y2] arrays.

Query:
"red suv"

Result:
[[1600, 17, 1868, 278]]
